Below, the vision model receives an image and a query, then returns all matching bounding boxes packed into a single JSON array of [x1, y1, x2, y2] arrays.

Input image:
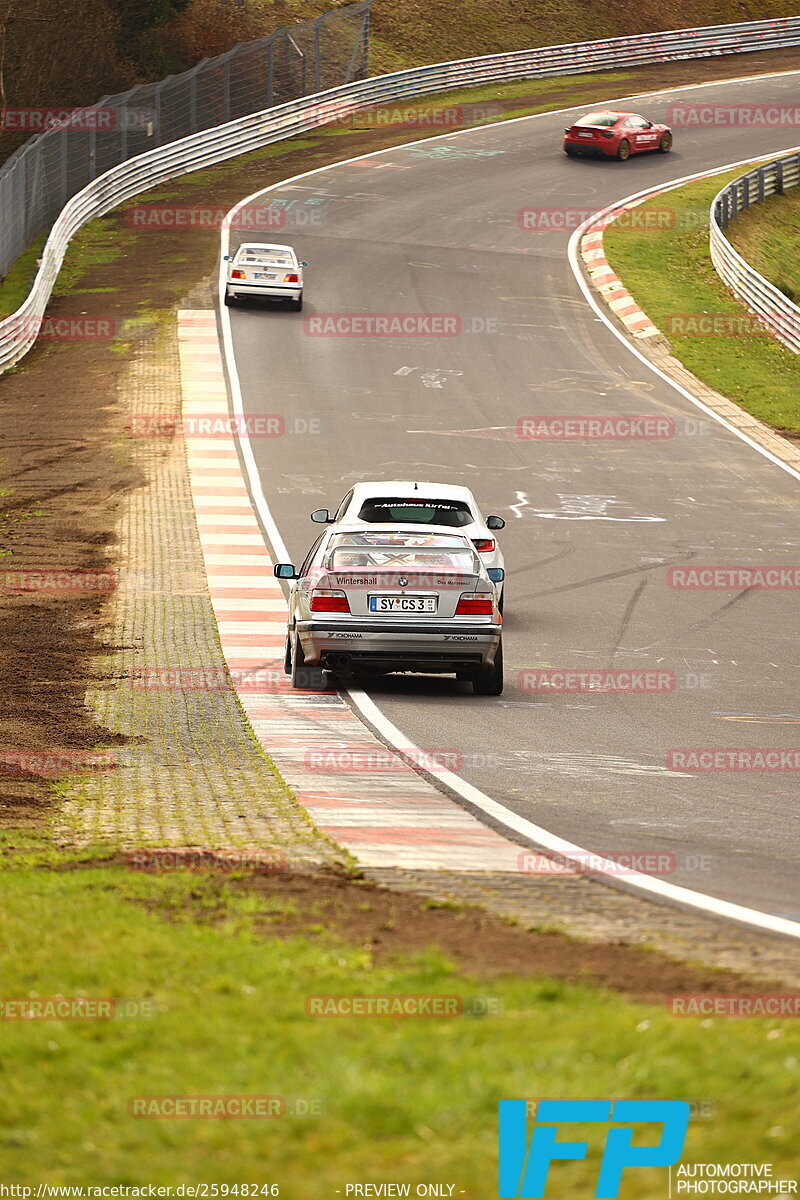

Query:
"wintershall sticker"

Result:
[[667, 567, 800, 589], [518, 669, 675, 693], [499, 1099, 690, 1198], [304, 314, 462, 337], [517, 417, 675, 440], [669, 994, 800, 1017], [668, 749, 800, 771], [306, 995, 463, 1017]]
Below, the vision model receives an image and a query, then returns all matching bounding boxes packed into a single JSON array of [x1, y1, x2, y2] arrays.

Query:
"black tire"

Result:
[[616, 139, 631, 161], [283, 633, 292, 676], [472, 640, 503, 696], [659, 131, 673, 153], [564, 144, 577, 157], [224, 291, 236, 307], [290, 294, 303, 312], [498, 589, 505, 615], [290, 631, 327, 691]]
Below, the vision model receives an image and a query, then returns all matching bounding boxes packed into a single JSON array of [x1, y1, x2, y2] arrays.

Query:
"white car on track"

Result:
[[274, 527, 504, 695], [309, 481, 507, 609], [224, 242, 306, 310]]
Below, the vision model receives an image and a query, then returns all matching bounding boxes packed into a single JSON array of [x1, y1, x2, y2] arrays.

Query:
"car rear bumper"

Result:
[[564, 136, 616, 156], [296, 619, 502, 671], [226, 282, 301, 300]]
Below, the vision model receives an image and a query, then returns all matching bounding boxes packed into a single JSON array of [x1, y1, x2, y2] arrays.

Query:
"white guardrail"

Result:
[[710, 151, 800, 353], [4, 14, 800, 372]]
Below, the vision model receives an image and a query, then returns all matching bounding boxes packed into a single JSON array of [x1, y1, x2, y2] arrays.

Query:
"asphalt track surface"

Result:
[[226, 70, 800, 921]]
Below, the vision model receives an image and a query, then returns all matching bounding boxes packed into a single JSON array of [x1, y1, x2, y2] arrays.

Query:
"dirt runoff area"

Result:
[[1, 49, 799, 986]]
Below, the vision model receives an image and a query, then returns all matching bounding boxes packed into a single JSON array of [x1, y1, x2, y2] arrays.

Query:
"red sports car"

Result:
[[563, 111, 673, 160]]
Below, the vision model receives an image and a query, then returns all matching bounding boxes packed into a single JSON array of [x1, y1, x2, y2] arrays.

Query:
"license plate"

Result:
[[578, 131, 593, 138], [254, 272, 276, 280], [369, 595, 437, 613]]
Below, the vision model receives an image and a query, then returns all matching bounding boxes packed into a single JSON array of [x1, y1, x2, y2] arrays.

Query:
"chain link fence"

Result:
[[0, 0, 371, 278]]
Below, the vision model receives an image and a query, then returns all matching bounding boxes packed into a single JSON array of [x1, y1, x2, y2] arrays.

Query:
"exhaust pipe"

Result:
[[325, 653, 352, 670]]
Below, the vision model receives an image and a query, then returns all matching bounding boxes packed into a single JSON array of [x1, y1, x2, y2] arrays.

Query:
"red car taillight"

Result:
[[310, 591, 350, 613], [284, 273, 300, 283], [456, 595, 494, 616], [472, 538, 495, 553], [231, 269, 245, 279]]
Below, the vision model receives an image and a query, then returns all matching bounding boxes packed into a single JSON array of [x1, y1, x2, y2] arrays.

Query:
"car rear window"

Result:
[[357, 498, 473, 527], [577, 113, 619, 127], [238, 251, 293, 265], [325, 532, 476, 572]]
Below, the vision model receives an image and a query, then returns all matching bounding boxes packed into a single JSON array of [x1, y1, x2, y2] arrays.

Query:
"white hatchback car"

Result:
[[310, 481, 507, 610], [224, 242, 306, 310]]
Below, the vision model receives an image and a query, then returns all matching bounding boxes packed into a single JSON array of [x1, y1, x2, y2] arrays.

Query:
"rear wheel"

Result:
[[290, 294, 303, 312], [659, 131, 673, 153], [291, 632, 328, 691], [616, 139, 630, 161], [283, 633, 292, 676], [224, 290, 237, 307], [564, 144, 577, 157], [472, 640, 503, 696], [498, 589, 504, 615]]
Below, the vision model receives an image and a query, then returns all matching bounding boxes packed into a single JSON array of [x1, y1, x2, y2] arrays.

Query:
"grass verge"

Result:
[[727, 184, 800, 305], [603, 167, 800, 434], [1, 836, 798, 1187]]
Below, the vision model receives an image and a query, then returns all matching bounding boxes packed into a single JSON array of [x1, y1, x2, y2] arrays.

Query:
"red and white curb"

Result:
[[580, 214, 660, 338], [178, 310, 526, 872]]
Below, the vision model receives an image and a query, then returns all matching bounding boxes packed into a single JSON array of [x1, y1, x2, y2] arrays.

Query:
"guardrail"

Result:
[[4, 14, 800, 373], [710, 152, 800, 353]]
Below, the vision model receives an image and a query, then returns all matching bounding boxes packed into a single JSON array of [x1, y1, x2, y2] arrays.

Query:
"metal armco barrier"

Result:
[[710, 152, 800, 353], [4, 14, 800, 373]]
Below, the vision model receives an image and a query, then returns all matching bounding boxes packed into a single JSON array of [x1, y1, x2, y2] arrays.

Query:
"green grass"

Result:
[[604, 168, 800, 432], [727, 185, 800, 305], [0, 833, 798, 1187]]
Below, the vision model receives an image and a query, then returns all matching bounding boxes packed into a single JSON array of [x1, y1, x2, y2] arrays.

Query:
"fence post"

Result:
[[776, 158, 784, 194], [758, 165, 765, 202], [267, 39, 274, 107], [314, 15, 322, 93], [190, 70, 198, 134], [224, 56, 231, 122]]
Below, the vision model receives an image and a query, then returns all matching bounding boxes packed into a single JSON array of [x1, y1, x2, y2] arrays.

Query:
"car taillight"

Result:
[[472, 539, 495, 554], [310, 590, 350, 613], [600, 131, 614, 139], [283, 273, 300, 283], [564, 126, 574, 133], [231, 269, 245, 279], [456, 595, 494, 616]]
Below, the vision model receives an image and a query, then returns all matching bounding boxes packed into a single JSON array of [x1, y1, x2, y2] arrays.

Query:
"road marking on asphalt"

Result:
[[212, 74, 800, 937]]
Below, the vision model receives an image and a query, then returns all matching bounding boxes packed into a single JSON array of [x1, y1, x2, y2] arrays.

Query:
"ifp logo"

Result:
[[498, 1099, 690, 1197]]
